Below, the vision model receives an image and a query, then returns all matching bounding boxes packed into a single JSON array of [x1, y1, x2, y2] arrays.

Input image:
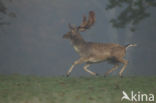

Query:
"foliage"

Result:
[[0, 0, 16, 27], [106, 0, 156, 31]]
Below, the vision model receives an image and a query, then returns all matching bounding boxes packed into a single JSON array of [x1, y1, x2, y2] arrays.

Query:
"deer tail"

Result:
[[125, 43, 136, 50]]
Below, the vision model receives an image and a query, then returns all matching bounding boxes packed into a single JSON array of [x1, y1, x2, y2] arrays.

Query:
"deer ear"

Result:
[[68, 23, 74, 30]]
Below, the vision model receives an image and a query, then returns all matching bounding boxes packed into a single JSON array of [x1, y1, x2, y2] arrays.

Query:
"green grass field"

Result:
[[0, 75, 155, 103]]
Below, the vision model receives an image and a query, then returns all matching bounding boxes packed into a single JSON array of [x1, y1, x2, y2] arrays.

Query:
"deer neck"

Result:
[[70, 34, 86, 53], [71, 33, 86, 45]]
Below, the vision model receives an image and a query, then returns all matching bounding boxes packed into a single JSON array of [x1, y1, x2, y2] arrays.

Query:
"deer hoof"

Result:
[[104, 73, 108, 77], [66, 74, 70, 77], [120, 75, 123, 78], [95, 73, 99, 76]]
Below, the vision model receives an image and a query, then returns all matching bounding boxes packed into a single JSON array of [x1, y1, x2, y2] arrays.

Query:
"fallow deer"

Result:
[[63, 11, 136, 77]]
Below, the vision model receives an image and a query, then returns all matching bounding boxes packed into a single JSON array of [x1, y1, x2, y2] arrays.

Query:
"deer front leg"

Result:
[[66, 58, 84, 77], [119, 59, 128, 77], [83, 63, 97, 76], [104, 64, 119, 77]]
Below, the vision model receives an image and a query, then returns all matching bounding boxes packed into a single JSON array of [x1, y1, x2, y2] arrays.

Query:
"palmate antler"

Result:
[[78, 11, 96, 32]]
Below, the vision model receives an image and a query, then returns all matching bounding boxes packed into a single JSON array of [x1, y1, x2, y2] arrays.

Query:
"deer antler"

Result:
[[78, 11, 96, 32]]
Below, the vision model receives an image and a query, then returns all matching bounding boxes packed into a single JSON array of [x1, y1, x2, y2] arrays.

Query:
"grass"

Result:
[[0, 75, 156, 103]]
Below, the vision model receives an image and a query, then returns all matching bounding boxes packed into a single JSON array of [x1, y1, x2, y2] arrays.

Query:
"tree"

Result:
[[0, 0, 16, 27], [106, 0, 156, 31]]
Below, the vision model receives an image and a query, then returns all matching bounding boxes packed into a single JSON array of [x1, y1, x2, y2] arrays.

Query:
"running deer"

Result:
[[63, 11, 136, 77]]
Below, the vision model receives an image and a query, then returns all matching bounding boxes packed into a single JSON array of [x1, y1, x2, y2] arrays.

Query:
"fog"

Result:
[[0, 0, 156, 76]]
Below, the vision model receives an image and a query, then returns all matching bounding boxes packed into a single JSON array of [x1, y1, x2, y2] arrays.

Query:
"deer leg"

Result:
[[83, 63, 97, 76], [118, 59, 128, 77], [66, 58, 84, 77], [104, 64, 119, 76]]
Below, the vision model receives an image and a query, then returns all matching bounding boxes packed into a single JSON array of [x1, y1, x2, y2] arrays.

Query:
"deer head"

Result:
[[63, 11, 96, 39]]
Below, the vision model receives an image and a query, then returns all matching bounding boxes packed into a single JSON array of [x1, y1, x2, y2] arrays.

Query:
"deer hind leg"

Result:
[[104, 64, 119, 76], [83, 63, 97, 76], [66, 58, 85, 77], [118, 59, 128, 77]]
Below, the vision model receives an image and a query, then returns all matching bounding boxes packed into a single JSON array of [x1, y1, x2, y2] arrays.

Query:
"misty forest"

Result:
[[0, 0, 156, 103], [1, 0, 156, 76]]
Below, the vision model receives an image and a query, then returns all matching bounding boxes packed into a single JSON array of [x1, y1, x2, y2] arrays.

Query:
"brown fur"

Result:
[[63, 11, 135, 77]]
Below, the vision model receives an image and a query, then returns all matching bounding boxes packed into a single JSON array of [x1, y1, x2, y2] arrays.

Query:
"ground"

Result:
[[0, 75, 155, 103]]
